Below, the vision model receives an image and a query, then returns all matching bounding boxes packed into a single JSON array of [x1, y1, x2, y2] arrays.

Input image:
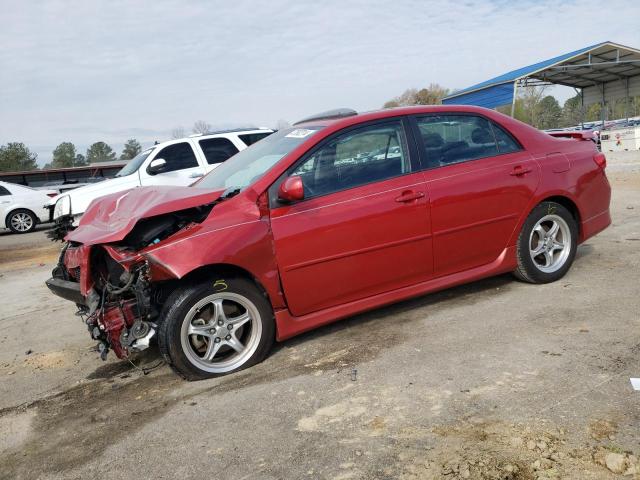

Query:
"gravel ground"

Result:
[[0, 160, 639, 480]]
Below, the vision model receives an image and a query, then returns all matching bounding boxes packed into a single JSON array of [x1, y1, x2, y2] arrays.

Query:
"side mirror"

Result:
[[278, 176, 304, 203], [147, 158, 167, 175]]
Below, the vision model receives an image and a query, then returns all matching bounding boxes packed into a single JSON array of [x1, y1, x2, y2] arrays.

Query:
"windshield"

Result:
[[195, 127, 323, 191], [115, 148, 153, 177]]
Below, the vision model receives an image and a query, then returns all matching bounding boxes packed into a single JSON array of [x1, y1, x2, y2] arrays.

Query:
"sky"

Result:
[[1, 0, 639, 167]]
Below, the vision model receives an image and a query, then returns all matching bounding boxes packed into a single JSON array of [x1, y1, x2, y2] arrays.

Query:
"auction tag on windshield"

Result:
[[286, 129, 315, 138]]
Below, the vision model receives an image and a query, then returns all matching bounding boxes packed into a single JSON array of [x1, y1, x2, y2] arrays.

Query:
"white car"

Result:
[[49, 128, 273, 226], [0, 181, 57, 234]]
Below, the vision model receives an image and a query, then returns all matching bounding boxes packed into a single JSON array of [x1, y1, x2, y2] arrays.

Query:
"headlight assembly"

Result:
[[54, 195, 71, 219]]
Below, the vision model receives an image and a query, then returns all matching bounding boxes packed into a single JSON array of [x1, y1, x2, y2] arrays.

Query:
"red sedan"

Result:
[[46, 106, 611, 380]]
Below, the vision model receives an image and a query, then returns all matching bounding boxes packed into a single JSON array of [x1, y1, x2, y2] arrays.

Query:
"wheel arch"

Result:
[[536, 195, 582, 242], [508, 193, 583, 247], [4, 207, 38, 229], [179, 263, 274, 306]]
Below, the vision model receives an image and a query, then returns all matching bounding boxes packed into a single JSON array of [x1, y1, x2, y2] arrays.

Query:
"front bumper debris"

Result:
[[46, 214, 75, 242], [45, 277, 86, 305]]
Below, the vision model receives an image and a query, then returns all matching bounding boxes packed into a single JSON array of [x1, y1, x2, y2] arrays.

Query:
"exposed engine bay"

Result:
[[47, 203, 214, 360]]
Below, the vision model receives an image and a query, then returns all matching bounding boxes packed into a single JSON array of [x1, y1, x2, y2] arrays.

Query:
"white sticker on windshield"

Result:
[[285, 129, 315, 138]]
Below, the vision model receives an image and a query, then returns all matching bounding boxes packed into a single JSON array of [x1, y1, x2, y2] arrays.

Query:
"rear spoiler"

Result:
[[547, 131, 596, 141]]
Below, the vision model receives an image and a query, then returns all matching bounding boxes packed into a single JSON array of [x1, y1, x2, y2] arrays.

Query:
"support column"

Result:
[[625, 77, 630, 123], [581, 88, 585, 130], [511, 80, 519, 118], [600, 82, 606, 128]]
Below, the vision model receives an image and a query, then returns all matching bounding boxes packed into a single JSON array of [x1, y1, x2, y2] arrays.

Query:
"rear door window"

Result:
[[153, 142, 198, 172], [0, 185, 11, 196], [416, 115, 499, 166], [199, 138, 240, 165], [490, 122, 522, 154]]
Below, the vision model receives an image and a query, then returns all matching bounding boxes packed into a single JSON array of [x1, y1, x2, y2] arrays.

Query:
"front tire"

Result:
[[158, 276, 275, 380], [513, 201, 578, 284], [7, 209, 37, 234]]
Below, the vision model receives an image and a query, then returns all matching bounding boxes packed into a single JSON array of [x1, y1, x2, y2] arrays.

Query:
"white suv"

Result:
[[50, 128, 273, 225]]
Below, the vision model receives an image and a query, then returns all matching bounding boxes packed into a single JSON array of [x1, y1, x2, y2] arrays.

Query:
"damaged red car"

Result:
[[46, 106, 611, 380]]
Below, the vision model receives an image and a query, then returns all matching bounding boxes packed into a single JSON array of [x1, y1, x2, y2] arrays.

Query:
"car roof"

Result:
[[290, 104, 552, 155], [187, 127, 273, 138], [294, 105, 513, 128], [153, 128, 274, 149]]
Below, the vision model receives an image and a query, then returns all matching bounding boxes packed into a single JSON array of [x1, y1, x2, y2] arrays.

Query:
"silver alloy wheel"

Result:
[[180, 292, 262, 374], [529, 214, 571, 273], [10, 212, 34, 232]]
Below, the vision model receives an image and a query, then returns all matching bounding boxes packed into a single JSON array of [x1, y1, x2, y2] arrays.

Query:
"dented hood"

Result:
[[66, 186, 223, 245]]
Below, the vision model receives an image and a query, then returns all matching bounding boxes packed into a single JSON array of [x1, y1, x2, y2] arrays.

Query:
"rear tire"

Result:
[[513, 201, 578, 284], [158, 276, 275, 381], [7, 209, 37, 234]]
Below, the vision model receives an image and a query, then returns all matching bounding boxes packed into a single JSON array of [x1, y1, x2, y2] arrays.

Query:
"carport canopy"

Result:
[[442, 41, 640, 120]]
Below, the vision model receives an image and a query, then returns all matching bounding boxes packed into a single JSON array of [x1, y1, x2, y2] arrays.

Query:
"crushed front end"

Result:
[[46, 243, 159, 360], [44, 185, 222, 362]]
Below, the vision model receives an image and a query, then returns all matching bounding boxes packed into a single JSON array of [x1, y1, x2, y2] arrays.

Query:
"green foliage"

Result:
[[537, 96, 562, 130], [383, 84, 449, 108], [585, 103, 602, 122], [75, 154, 87, 166], [561, 95, 582, 127], [51, 142, 77, 168], [86, 142, 116, 163], [120, 139, 142, 160], [0, 142, 38, 172]]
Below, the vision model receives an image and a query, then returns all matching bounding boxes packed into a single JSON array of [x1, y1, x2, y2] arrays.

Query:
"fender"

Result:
[[142, 195, 286, 310], [507, 187, 583, 247]]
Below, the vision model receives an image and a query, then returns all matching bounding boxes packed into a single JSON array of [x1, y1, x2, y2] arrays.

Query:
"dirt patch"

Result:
[[0, 410, 35, 454], [589, 419, 618, 441], [0, 243, 59, 272], [388, 420, 620, 480], [23, 351, 70, 370], [0, 371, 183, 479]]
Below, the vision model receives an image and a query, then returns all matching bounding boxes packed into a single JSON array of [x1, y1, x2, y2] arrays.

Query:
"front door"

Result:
[[413, 113, 539, 277], [270, 120, 433, 317], [139, 141, 205, 187]]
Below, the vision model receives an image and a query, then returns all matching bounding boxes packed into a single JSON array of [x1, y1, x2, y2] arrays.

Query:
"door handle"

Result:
[[395, 191, 425, 203], [189, 172, 204, 178], [510, 166, 532, 176]]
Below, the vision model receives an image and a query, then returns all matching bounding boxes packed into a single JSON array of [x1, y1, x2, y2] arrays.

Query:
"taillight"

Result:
[[47, 193, 58, 198], [593, 152, 607, 170]]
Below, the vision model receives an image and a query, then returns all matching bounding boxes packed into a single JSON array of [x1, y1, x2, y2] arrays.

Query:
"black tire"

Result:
[[513, 201, 578, 284], [158, 276, 275, 381], [7, 209, 37, 234]]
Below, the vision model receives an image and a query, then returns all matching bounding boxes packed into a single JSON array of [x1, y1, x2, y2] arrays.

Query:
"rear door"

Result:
[[412, 113, 539, 277], [139, 141, 205, 186], [270, 119, 433, 316]]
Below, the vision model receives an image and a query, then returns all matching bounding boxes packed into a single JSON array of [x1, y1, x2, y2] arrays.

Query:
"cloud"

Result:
[[1, 0, 639, 165]]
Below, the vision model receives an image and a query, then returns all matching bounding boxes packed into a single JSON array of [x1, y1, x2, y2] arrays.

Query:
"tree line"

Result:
[[0, 119, 216, 173], [0, 139, 142, 173]]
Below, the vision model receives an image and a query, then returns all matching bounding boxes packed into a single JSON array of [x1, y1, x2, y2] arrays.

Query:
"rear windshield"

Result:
[[195, 127, 323, 192], [239, 132, 273, 146]]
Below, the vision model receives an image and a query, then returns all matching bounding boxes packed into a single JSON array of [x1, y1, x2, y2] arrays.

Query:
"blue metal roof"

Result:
[[443, 41, 608, 106], [443, 83, 515, 109]]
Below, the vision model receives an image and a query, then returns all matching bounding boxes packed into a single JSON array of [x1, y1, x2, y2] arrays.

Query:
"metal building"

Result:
[[442, 41, 640, 123]]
